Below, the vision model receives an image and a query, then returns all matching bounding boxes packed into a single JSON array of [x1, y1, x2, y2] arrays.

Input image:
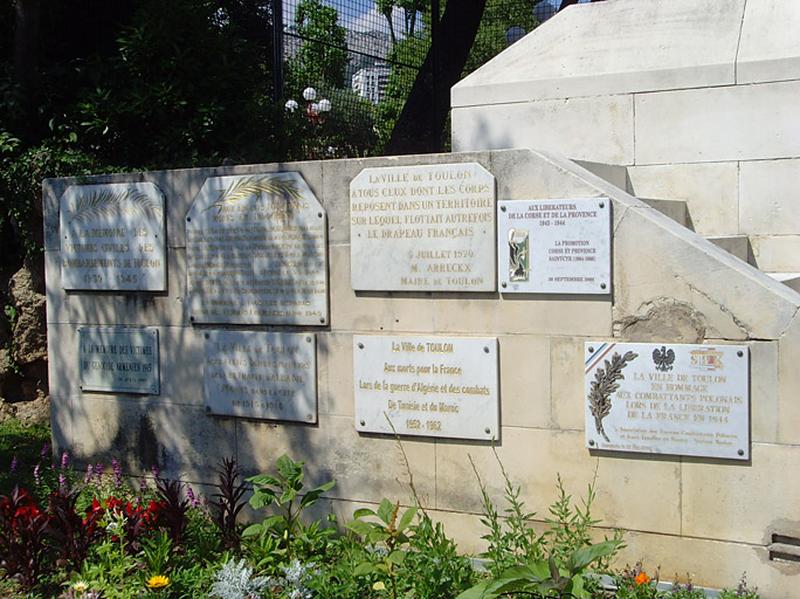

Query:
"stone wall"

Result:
[[451, 0, 800, 273], [44, 148, 800, 596]]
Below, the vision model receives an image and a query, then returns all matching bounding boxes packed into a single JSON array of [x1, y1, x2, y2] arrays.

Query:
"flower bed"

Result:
[[0, 446, 760, 598]]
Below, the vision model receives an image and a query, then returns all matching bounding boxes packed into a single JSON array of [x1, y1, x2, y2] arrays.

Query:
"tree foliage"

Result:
[[288, 0, 349, 90]]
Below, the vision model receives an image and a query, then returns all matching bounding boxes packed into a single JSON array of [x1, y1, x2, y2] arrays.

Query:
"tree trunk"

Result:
[[13, 0, 40, 93], [386, 0, 487, 155]]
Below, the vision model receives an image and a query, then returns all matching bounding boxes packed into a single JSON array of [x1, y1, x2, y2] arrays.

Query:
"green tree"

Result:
[[287, 0, 348, 90]]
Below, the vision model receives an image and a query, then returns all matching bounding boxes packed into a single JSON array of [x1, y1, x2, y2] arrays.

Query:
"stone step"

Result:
[[705, 235, 755, 266], [640, 198, 690, 228], [766, 272, 800, 294]]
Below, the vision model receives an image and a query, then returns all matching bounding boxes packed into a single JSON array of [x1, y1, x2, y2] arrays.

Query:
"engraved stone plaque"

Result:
[[204, 330, 317, 422], [79, 327, 160, 394], [584, 342, 749, 460], [60, 183, 165, 290], [186, 172, 328, 325], [497, 198, 610, 294], [350, 163, 496, 291], [354, 335, 499, 440]]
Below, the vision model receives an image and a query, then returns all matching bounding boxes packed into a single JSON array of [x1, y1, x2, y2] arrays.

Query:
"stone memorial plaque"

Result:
[[78, 327, 160, 394], [497, 198, 610, 294], [350, 163, 496, 291], [60, 183, 165, 290], [186, 172, 328, 325], [584, 342, 749, 460], [204, 330, 317, 422], [354, 335, 499, 440]]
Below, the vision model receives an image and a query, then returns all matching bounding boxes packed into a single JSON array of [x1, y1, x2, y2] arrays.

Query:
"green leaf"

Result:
[[353, 562, 374, 577], [247, 474, 280, 487], [566, 540, 621, 573], [352, 508, 376, 519], [397, 506, 417, 531], [387, 550, 406, 565], [242, 523, 262, 537], [454, 582, 493, 599], [377, 498, 395, 524], [346, 520, 375, 537]]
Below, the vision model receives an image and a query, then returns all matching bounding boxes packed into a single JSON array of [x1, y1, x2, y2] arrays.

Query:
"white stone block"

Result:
[[750, 235, 800, 272], [626, 162, 739, 236], [452, 94, 634, 165], [737, 0, 800, 84], [740, 159, 800, 235], [635, 81, 800, 164]]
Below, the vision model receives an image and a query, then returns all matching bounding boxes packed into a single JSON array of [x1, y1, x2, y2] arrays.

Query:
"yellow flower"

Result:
[[372, 581, 386, 591], [72, 581, 89, 593], [146, 574, 170, 589]]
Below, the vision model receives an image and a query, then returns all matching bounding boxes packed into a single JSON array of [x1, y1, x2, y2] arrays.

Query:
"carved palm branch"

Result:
[[69, 189, 161, 224], [588, 350, 638, 442], [205, 176, 304, 214]]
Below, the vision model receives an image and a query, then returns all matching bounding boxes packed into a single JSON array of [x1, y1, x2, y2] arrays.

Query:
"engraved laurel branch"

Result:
[[69, 189, 162, 224], [204, 176, 304, 214], [588, 350, 638, 443]]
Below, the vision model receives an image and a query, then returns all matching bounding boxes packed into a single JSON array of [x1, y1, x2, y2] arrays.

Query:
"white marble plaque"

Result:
[[204, 330, 317, 422], [497, 198, 610, 294], [60, 183, 165, 290], [186, 172, 328, 325], [78, 327, 159, 394], [354, 335, 499, 440], [584, 342, 749, 460], [350, 163, 496, 291]]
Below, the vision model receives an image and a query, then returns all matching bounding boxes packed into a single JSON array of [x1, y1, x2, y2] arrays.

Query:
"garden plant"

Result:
[[0, 424, 762, 598]]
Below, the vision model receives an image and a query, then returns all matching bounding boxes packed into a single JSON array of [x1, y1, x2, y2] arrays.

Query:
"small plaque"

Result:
[[350, 163, 496, 291], [186, 172, 328, 325], [354, 335, 499, 440], [584, 342, 749, 460], [204, 330, 317, 422], [60, 183, 166, 290], [79, 327, 160, 394], [498, 198, 610, 294]]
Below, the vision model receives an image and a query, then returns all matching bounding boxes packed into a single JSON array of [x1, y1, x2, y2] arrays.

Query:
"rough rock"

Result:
[[8, 264, 47, 365], [615, 297, 708, 343], [14, 392, 50, 425]]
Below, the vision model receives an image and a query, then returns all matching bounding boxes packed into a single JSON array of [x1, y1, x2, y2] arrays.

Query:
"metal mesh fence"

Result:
[[276, 0, 593, 156]]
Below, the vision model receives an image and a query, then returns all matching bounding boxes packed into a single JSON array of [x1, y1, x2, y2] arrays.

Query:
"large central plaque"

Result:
[[584, 342, 749, 460], [350, 163, 496, 291], [186, 172, 328, 325], [204, 330, 317, 422], [497, 198, 610, 294], [354, 335, 499, 440], [60, 183, 165, 291]]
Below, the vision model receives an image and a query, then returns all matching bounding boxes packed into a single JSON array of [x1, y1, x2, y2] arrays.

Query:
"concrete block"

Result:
[[740, 159, 800, 235], [498, 335, 550, 429], [66, 395, 235, 482], [451, 0, 742, 105], [574, 161, 628, 191], [617, 530, 799, 597], [550, 336, 585, 431], [638, 199, 690, 228], [737, 0, 800, 84], [635, 81, 800, 164], [434, 428, 682, 536], [682, 443, 800, 545], [329, 245, 437, 333], [627, 162, 739, 236], [317, 332, 354, 417], [749, 341, 780, 444], [612, 207, 799, 341], [45, 247, 186, 326], [766, 272, 800, 293], [452, 95, 634, 165], [750, 235, 800, 272], [236, 415, 436, 508], [491, 149, 608, 200], [706, 236, 755, 266], [777, 316, 800, 445]]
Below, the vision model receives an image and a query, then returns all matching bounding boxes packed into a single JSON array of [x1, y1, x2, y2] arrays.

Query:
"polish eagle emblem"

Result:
[[652, 346, 675, 372]]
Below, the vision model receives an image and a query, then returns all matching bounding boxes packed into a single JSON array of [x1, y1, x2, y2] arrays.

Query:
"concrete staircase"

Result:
[[640, 198, 800, 293]]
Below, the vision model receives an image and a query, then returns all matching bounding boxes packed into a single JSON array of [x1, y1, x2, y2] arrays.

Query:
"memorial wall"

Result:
[[44, 149, 800, 595]]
